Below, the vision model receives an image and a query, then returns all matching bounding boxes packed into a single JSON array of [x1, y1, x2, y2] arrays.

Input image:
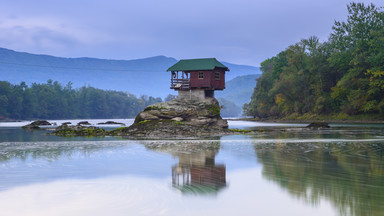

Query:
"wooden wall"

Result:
[[189, 68, 226, 90]]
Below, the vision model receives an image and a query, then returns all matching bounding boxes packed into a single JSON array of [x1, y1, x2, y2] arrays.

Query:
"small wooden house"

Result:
[[167, 58, 229, 100]]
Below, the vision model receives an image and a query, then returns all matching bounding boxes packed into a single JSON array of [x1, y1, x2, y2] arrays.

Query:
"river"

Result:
[[0, 119, 383, 216]]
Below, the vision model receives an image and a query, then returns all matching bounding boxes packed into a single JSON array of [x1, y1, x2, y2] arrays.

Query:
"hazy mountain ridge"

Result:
[[215, 74, 261, 117], [217, 74, 260, 105], [0, 48, 260, 98]]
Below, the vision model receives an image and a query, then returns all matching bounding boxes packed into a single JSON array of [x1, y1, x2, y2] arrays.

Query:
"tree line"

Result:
[[245, 3, 384, 119], [0, 80, 162, 120]]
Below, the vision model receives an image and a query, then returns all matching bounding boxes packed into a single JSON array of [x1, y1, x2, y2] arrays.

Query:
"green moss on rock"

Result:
[[144, 105, 166, 111], [229, 129, 252, 133], [208, 104, 221, 116], [51, 126, 106, 137]]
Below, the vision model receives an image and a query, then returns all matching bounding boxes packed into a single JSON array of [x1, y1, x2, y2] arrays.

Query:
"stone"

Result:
[[30, 120, 51, 126], [171, 117, 183, 122], [21, 124, 40, 130], [97, 121, 125, 125], [306, 122, 330, 129], [139, 112, 160, 120], [77, 121, 91, 125], [21, 120, 51, 130]]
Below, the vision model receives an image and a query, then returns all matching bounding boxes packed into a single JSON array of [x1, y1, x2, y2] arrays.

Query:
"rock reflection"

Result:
[[144, 140, 227, 195], [255, 142, 384, 216]]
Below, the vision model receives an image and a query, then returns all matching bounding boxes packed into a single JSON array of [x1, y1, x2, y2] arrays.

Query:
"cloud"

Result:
[[0, 0, 383, 65], [0, 16, 112, 55]]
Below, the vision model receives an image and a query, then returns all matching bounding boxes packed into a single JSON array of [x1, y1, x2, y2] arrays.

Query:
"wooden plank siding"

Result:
[[189, 68, 225, 90]]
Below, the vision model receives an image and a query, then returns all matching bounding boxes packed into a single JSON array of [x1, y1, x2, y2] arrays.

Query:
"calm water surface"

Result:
[[0, 120, 384, 216]]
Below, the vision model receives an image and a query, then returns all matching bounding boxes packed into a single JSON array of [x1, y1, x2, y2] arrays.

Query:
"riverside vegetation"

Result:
[[0, 80, 162, 120], [244, 3, 384, 121]]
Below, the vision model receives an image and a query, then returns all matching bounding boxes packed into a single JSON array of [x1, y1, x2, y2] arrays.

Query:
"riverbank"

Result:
[[232, 113, 384, 124]]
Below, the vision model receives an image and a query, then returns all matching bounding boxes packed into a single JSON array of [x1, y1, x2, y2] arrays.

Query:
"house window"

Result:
[[215, 72, 220, 80], [198, 72, 204, 79]]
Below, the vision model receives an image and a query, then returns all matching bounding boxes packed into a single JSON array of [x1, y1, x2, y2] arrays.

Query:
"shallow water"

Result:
[[0, 120, 384, 216]]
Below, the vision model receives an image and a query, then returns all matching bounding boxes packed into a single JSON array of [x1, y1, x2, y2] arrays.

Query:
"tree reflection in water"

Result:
[[255, 141, 384, 216]]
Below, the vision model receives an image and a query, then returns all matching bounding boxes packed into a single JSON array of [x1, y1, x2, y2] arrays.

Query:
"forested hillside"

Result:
[[0, 80, 162, 120], [245, 3, 384, 120]]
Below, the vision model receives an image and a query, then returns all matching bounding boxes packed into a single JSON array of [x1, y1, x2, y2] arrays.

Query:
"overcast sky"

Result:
[[0, 0, 382, 66]]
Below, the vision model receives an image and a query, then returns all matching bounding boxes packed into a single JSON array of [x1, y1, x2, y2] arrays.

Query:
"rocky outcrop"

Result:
[[51, 98, 240, 137], [109, 97, 229, 137]]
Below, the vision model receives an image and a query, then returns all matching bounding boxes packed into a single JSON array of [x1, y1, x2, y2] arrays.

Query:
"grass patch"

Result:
[[229, 128, 252, 133], [172, 120, 185, 126]]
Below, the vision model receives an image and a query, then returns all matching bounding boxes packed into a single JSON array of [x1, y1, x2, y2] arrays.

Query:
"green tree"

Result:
[[246, 2, 384, 119]]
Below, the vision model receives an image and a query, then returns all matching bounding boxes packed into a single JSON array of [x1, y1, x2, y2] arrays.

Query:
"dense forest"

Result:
[[245, 3, 384, 120], [0, 80, 162, 120]]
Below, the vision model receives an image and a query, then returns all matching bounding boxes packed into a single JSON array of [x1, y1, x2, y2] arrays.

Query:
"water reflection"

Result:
[[255, 141, 384, 216], [0, 141, 125, 162], [172, 151, 226, 195], [3, 124, 384, 215], [248, 127, 384, 140], [143, 140, 227, 195], [0, 140, 173, 191]]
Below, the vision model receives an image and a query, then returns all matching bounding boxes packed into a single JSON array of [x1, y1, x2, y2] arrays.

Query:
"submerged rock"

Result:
[[97, 121, 125, 125], [306, 122, 330, 129], [22, 120, 52, 130], [77, 121, 91, 125]]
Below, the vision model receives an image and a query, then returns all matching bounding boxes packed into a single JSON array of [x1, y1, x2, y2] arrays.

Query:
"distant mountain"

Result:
[[0, 48, 260, 98], [221, 62, 261, 81], [216, 74, 261, 116]]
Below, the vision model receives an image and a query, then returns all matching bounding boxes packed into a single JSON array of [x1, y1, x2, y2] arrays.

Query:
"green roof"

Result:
[[167, 58, 229, 72]]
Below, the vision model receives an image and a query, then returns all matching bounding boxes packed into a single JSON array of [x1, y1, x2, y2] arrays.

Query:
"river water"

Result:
[[0, 120, 383, 216]]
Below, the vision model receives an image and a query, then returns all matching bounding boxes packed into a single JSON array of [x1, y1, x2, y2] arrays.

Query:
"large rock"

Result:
[[110, 97, 229, 137], [135, 98, 226, 123]]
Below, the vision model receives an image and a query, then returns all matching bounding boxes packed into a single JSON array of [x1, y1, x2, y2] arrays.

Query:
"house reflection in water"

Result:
[[172, 151, 226, 194]]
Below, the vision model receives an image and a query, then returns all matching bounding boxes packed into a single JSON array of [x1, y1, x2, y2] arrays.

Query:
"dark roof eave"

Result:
[[166, 58, 229, 72], [167, 67, 229, 72]]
